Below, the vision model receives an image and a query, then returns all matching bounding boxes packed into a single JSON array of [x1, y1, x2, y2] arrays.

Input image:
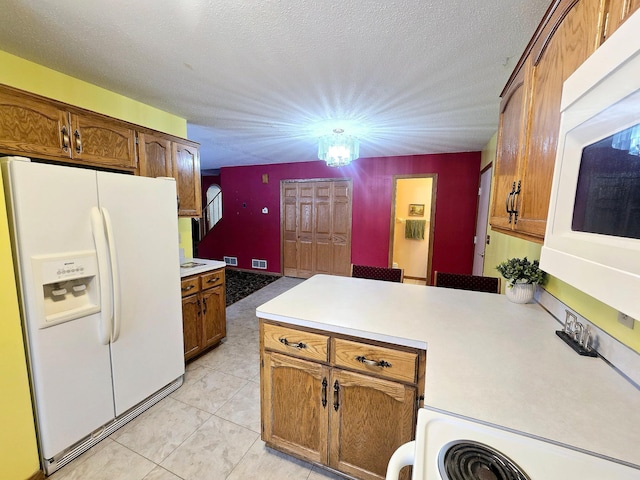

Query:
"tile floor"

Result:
[[50, 277, 346, 480]]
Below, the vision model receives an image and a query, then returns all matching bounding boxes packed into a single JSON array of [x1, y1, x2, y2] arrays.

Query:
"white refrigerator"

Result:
[[1, 157, 185, 474]]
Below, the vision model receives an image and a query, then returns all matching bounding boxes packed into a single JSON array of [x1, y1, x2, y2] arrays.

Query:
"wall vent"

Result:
[[252, 259, 267, 270], [223, 256, 238, 266]]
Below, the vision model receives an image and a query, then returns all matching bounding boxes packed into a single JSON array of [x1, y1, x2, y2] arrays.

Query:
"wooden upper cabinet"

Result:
[[0, 86, 71, 159], [490, 60, 531, 233], [137, 133, 202, 217], [0, 84, 136, 170], [519, 0, 605, 239], [69, 110, 136, 169], [172, 140, 202, 217], [138, 132, 172, 178], [604, 0, 640, 40], [491, 0, 607, 242]]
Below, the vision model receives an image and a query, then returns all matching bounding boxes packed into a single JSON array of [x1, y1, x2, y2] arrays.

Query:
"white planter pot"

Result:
[[505, 283, 535, 304]]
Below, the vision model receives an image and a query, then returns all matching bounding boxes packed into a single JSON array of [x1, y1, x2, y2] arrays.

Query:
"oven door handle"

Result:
[[385, 440, 415, 480]]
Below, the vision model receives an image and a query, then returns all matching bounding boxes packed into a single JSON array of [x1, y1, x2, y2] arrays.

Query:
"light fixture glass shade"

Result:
[[318, 131, 359, 167]]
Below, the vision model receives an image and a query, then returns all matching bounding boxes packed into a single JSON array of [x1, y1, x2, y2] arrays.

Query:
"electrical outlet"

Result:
[[618, 311, 636, 329]]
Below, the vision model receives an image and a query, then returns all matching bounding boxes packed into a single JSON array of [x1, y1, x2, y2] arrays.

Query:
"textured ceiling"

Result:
[[0, 0, 550, 171]]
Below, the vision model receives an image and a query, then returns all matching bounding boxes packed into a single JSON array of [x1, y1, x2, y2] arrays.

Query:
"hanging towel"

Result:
[[405, 219, 426, 240]]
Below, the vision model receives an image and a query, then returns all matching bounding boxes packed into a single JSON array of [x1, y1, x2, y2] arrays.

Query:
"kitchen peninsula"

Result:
[[257, 275, 640, 478]]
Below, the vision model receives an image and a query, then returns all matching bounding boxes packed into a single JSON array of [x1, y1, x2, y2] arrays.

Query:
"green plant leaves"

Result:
[[496, 257, 546, 285]]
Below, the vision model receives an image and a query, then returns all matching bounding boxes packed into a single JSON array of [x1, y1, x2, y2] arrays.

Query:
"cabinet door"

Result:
[[490, 61, 531, 233], [261, 352, 329, 464], [172, 140, 202, 217], [70, 111, 136, 169], [0, 87, 71, 159], [328, 369, 416, 480], [182, 294, 201, 360], [517, 0, 605, 239], [201, 285, 226, 348], [138, 132, 172, 178]]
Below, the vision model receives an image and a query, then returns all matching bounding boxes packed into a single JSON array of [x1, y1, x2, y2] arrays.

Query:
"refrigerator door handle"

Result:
[[101, 207, 121, 342], [90, 207, 113, 345]]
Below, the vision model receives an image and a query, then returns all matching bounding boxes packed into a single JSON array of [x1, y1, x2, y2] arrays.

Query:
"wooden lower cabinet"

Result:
[[260, 320, 424, 480], [329, 369, 417, 479], [181, 268, 226, 361]]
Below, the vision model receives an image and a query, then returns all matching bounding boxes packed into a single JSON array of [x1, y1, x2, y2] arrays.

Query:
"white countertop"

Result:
[[179, 258, 226, 277], [256, 274, 640, 467]]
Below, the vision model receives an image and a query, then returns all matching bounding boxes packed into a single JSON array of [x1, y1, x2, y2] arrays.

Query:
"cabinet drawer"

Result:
[[180, 276, 200, 297], [201, 269, 224, 289], [263, 323, 329, 363], [332, 338, 417, 384]]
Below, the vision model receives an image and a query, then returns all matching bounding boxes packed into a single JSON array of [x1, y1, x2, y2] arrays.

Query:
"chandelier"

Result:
[[318, 128, 359, 167]]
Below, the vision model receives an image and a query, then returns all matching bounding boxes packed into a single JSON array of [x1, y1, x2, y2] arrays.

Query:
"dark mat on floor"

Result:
[[225, 269, 280, 306]]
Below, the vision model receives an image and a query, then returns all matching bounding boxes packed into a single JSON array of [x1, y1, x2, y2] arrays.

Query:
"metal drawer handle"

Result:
[[512, 180, 521, 224], [279, 337, 307, 349], [74, 129, 82, 154], [61, 126, 70, 151], [333, 380, 340, 411], [206, 277, 220, 283], [355, 355, 392, 368], [321, 377, 328, 408], [182, 285, 195, 292], [506, 181, 515, 223]]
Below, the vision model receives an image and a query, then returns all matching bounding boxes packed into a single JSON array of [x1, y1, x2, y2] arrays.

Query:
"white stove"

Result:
[[386, 407, 640, 480]]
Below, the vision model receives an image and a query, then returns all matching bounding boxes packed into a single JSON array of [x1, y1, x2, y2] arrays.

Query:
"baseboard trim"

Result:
[[226, 266, 281, 277], [28, 469, 45, 480]]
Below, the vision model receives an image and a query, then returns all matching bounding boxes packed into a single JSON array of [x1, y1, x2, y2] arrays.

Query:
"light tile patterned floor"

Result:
[[50, 277, 346, 480]]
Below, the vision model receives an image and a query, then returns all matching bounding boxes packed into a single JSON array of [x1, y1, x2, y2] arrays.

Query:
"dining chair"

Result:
[[351, 264, 404, 283], [433, 271, 501, 294]]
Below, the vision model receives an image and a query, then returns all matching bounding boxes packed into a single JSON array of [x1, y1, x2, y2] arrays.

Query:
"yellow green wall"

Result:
[[0, 171, 40, 480], [482, 133, 640, 353], [0, 50, 193, 478], [0, 50, 187, 136]]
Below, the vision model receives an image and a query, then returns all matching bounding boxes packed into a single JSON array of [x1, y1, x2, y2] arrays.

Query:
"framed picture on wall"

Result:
[[408, 204, 425, 216]]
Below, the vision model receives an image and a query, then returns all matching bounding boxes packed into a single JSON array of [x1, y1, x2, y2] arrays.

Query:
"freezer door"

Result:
[[96, 171, 185, 414], [2, 160, 115, 459]]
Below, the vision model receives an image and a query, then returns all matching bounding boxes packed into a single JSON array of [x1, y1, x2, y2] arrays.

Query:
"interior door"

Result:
[[473, 167, 492, 276], [281, 179, 352, 278]]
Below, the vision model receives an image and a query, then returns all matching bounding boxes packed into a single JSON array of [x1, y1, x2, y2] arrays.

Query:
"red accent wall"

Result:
[[198, 153, 481, 281]]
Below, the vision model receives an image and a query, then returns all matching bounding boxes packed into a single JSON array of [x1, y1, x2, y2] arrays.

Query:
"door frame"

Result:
[[388, 174, 438, 284]]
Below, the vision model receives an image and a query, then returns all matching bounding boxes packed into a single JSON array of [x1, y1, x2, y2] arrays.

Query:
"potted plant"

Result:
[[496, 257, 546, 303]]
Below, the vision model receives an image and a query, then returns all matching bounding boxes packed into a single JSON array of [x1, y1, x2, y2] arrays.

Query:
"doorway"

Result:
[[472, 166, 492, 275], [389, 175, 437, 284]]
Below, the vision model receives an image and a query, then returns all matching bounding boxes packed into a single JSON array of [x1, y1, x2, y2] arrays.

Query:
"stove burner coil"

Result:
[[440, 441, 530, 480]]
